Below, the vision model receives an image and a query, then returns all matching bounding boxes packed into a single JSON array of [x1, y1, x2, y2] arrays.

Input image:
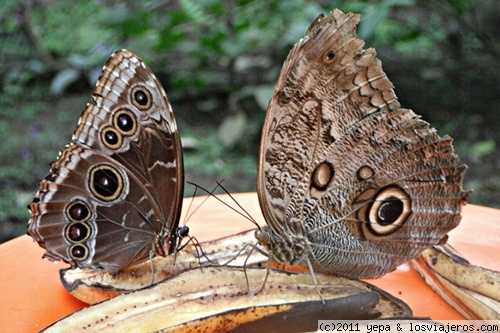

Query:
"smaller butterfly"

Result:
[[28, 50, 186, 270]]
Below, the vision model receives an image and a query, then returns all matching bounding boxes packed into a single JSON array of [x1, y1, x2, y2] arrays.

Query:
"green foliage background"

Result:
[[0, 0, 498, 242]]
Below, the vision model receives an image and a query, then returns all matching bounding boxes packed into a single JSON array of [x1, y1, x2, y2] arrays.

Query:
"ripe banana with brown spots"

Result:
[[411, 244, 500, 320], [61, 229, 264, 304], [44, 266, 412, 333]]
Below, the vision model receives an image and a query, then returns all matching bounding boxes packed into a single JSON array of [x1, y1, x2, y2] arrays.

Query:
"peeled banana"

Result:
[[49, 229, 416, 332], [44, 266, 412, 333], [62, 229, 265, 304], [411, 244, 500, 320], [56, 229, 499, 331]]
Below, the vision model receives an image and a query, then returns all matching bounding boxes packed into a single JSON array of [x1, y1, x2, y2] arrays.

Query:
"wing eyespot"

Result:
[[101, 127, 123, 149], [365, 186, 411, 236], [69, 244, 89, 261], [356, 165, 374, 181], [65, 200, 91, 222], [88, 164, 124, 202], [65, 222, 91, 243], [131, 86, 152, 110], [311, 162, 334, 191], [113, 109, 137, 136], [325, 50, 336, 62]]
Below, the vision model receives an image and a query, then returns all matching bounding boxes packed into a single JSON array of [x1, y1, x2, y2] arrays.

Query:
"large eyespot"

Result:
[[113, 109, 137, 136], [69, 244, 89, 261], [65, 200, 91, 222], [101, 126, 123, 149], [65, 222, 91, 243], [366, 186, 411, 235], [88, 164, 124, 202], [131, 86, 152, 110], [311, 162, 334, 191]]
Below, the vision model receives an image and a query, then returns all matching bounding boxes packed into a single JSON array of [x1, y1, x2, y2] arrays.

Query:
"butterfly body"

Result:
[[256, 10, 470, 279], [28, 50, 184, 270]]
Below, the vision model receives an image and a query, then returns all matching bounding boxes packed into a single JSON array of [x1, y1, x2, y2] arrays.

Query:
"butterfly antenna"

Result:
[[183, 182, 222, 224], [174, 182, 221, 266], [215, 181, 260, 229], [173, 182, 214, 264], [181, 184, 198, 228], [185, 181, 260, 230]]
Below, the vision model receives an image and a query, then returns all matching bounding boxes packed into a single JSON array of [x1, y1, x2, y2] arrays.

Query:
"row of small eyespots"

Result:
[[100, 86, 152, 150]]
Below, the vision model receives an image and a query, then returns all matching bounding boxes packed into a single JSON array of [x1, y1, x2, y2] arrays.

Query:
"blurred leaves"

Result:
[[468, 140, 496, 162], [218, 112, 247, 149], [50, 68, 80, 95]]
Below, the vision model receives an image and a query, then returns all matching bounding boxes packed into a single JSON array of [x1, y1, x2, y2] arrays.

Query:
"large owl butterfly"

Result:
[[28, 50, 185, 270], [255, 9, 471, 279]]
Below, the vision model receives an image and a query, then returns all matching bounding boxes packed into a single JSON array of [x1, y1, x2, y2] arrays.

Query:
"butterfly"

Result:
[[255, 9, 471, 279], [28, 50, 185, 270]]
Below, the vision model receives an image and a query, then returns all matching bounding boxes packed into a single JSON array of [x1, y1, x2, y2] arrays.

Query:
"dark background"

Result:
[[1, 0, 498, 243]]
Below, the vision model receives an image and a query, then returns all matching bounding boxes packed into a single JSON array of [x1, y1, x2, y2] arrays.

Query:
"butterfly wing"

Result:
[[28, 50, 184, 270], [258, 10, 470, 278]]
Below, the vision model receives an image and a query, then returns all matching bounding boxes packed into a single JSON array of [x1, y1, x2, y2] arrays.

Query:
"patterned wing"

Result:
[[28, 50, 184, 270], [258, 10, 470, 278]]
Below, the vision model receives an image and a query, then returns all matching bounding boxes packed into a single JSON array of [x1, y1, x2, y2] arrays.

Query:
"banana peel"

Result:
[[43, 266, 412, 333], [62, 229, 265, 304], [56, 230, 500, 332], [411, 244, 500, 320]]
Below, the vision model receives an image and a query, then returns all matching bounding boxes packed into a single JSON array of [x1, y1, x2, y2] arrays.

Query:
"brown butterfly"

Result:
[[28, 50, 185, 270], [255, 9, 471, 279]]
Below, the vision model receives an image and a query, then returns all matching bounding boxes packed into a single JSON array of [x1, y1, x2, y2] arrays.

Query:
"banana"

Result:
[[43, 266, 412, 333], [62, 229, 265, 304], [57, 229, 500, 330], [411, 244, 500, 320]]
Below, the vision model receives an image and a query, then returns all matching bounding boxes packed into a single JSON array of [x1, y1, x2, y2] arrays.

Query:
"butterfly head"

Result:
[[255, 226, 309, 266]]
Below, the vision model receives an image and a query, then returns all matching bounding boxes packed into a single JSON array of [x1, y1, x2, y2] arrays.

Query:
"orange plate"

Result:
[[1, 193, 498, 332]]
